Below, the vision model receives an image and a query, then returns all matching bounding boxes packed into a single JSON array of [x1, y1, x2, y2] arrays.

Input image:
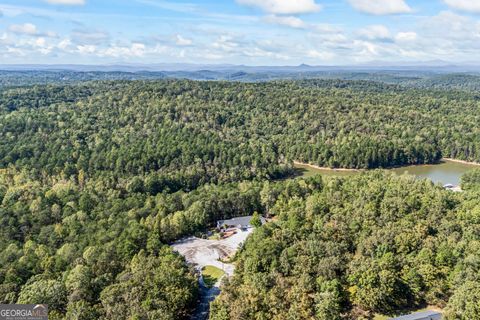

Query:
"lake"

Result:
[[294, 159, 480, 186]]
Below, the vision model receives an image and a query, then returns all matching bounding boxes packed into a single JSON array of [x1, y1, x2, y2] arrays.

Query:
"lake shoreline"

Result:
[[293, 161, 360, 172], [293, 158, 480, 185], [442, 158, 480, 166], [294, 158, 480, 173]]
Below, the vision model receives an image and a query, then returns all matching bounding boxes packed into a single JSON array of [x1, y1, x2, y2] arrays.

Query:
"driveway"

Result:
[[172, 228, 253, 320]]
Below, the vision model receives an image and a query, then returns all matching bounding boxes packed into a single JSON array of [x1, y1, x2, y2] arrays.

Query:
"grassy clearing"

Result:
[[201, 265, 225, 287], [208, 233, 221, 240]]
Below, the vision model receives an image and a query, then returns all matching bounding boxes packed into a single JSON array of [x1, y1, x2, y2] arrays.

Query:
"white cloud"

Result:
[[358, 25, 391, 40], [353, 39, 383, 57], [348, 0, 412, 15], [128, 43, 146, 56], [307, 49, 335, 60], [387, 11, 480, 62], [46, 31, 58, 38], [2, 1, 479, 65], [242, 47, 288, 60], [422, 11, 480, 41], [58, 39, 72, 50], [203, 52, 224, 60], [8, 23, 57, 38], [175, 35, 192, 46], [9, 23, 37, 35], [308, 25, 349, 50], [44, 0, 85, 5], [397, 48, 424, 59], [11, 37, 56, 55], [264, 15, 306, 28], [35, 37, 47, 47], [444, 0, 480, 13], [71, 29, 109, 45], [101, 43, 146, 57], [312, 24, 342, 34], [321, 33, 348, 44], [77, 44, 96, 54], [7, 47, 26, 56], [242, 47, 271, 57], [34, 37, 54, 54], [236, 0, 321, 14], [212, 35, 239, 52], [395, 31, 417, 42], [151, 44, 169, 54]]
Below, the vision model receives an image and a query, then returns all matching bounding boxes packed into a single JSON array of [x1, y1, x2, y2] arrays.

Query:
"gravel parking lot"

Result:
[[172, 228, 253, 276]]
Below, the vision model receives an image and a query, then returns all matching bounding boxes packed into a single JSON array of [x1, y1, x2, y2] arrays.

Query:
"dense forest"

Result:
[[1, 75, 480, 319], [211, 172, 480, 319], [0, 71, 164, 87], [0, 166, 270, 319], [1, 79, 480, 179]]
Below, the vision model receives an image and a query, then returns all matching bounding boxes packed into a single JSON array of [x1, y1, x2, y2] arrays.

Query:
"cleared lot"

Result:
[[172, 228, 252, 277]]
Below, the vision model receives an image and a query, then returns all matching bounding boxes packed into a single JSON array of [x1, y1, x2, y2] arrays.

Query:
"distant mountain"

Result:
[[1, 62, 480, 73], [1, 66, 480, 90]]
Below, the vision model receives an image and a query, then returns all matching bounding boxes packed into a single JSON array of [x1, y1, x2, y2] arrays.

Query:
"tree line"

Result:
[[1, 78, 480, 319]]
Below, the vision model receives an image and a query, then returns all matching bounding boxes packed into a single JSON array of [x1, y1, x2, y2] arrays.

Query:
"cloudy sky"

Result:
[[1, 0, 480, 65]]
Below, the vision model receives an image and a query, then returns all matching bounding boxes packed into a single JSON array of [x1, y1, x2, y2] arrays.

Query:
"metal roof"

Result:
[[217, 215, 264, 227], [390, 310, 442, 320]]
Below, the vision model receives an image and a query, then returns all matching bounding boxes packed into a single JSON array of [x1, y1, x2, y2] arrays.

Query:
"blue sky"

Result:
[[1, 0, 480, 65]]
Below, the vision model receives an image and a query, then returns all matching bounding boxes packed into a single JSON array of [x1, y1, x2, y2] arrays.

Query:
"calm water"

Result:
[[294, 160, 480, 186]]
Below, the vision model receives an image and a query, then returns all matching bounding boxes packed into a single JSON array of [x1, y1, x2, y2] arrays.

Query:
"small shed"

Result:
[[390, 310, 442, 320]]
